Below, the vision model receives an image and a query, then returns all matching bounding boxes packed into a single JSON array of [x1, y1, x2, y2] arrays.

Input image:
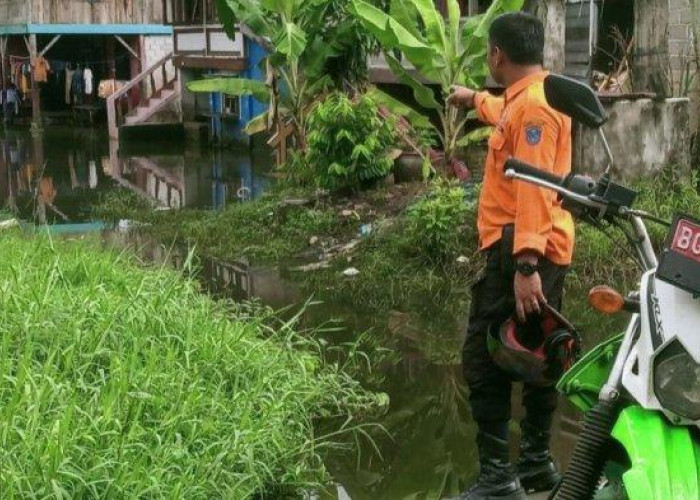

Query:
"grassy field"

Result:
[[0, 233, 384, 498]]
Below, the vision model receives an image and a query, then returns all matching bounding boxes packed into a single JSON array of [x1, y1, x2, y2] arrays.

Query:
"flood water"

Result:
[[0, 126, 273, 224], [2, 125, 624, 499]]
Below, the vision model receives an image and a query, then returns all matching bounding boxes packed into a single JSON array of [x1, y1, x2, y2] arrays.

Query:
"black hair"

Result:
[[488, 12, 545, 66]]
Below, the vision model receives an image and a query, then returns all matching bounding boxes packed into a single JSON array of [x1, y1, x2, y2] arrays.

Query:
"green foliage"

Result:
[[404, 181, 476, 264], [0, 234, 384, 497], [351, 0, 524, 163], [199, 0, 389, 146], [92, 189, 154, 225], [306, 92, 398, 192], [93, 189, 356, 263], [187, 77, 271, 102], [571, 166, 700, 289]]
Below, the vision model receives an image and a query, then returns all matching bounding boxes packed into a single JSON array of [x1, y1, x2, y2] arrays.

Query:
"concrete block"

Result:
[[573, 98, 691, 180], [668, 24, 691, 41]]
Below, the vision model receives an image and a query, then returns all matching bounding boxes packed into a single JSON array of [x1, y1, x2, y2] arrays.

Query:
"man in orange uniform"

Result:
[[448, 12, 574, 500]]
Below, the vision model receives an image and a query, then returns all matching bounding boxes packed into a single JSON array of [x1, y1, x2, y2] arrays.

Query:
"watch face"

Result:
[[517, 263, 537, 276]]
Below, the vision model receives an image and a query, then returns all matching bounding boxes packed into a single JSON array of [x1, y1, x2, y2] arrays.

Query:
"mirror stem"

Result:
[[598, 127, 614, 174]]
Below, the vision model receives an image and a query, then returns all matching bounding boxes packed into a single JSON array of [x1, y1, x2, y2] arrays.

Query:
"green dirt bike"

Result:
[[503, 75, 700, 500]]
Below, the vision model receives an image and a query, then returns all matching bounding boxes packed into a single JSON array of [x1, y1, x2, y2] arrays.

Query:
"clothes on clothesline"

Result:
[[65, 67, 75, 105], [97, 79, 127, 99], [1, 87, 20, 120], [71, 68, 85, 97], [83, 68, 94, 95], [33, 57, 51, 83]]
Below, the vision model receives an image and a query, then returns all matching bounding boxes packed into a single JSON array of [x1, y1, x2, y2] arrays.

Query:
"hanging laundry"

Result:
[[33, 56, 51, 83], [20, 70, 29, 95], [65, 66, 75, 105], [72, 67, 84, 104], [83, 67, 94, 95]]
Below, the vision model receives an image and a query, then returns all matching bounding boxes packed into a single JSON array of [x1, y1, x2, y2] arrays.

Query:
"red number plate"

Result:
[[671, 219, 700, 264]]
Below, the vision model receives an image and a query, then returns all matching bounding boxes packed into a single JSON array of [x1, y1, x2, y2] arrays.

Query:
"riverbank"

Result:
[[0, 232, 385, 498], [94, 165, 699, 353]]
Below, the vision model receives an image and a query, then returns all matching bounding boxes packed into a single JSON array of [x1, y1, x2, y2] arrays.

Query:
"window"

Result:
[[168, 0, 218, 25], [222, 95, 240, 118]]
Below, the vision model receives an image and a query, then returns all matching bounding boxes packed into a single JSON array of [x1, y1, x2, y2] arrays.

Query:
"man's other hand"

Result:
[[447, 85, 476, 109], [514, 271, 547, 323]]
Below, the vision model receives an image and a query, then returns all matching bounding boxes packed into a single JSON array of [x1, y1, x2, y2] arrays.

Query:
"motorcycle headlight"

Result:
[[654, 340, 700, 420]]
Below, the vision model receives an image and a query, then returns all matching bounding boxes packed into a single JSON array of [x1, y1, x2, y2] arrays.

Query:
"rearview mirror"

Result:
[[544, 75, 608, 128]]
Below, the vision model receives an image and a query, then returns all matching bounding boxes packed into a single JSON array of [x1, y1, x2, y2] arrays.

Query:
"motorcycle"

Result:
[[503, 75, 700, 500]]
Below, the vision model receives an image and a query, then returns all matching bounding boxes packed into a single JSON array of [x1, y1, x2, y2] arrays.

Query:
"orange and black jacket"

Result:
[[474, 70, 575, 266]]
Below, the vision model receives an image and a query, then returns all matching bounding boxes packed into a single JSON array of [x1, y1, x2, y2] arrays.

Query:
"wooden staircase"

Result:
[[107, 54, 180, 140]]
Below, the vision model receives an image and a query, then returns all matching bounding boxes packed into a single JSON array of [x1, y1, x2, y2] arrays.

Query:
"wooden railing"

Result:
[[107, 53, 178, 139]]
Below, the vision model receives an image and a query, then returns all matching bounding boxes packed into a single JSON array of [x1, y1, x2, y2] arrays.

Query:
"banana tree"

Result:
[[188, 0, 383, 149], [350, 0, 525, 167]]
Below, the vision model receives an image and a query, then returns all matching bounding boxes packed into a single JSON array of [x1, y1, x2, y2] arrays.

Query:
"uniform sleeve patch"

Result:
[[525, 125, 542, 145]]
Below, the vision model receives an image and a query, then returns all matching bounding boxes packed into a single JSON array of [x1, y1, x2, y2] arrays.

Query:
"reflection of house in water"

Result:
[[0, 127, 272, 221], [105, 142, 270, 210]]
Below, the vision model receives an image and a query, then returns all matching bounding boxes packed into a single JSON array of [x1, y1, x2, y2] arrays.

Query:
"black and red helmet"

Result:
[[487, 304, 581, 386]]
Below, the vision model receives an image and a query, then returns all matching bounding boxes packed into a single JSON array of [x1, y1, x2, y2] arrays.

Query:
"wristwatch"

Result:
[[516, 261, 539, 277]]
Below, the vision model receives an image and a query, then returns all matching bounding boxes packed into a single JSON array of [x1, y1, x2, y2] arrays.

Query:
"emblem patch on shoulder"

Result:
[[525, 125, 542, 145]]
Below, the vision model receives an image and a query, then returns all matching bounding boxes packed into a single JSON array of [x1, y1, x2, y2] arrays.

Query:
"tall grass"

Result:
[[0, 233, 383, 498]]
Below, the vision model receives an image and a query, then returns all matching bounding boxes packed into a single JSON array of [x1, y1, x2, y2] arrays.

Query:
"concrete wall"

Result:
[[573, 98, 690, 180]]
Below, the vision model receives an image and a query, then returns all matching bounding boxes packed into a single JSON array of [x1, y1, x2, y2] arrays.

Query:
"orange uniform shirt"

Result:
[[474, 71, 575, 266]]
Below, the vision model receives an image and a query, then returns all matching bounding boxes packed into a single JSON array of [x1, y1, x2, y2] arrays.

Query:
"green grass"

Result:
[[94, 189, 356, 263], [0, 233, 385, 498]]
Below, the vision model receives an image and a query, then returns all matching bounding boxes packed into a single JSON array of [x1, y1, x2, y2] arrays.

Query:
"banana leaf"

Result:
[[187, 78, 271, 102], [411, 0, 448, 54], [384, 53, 441, 111], [244, 111, 270, 135], [455, 126, 492, 148], [368, 88, 434, 130], [274, 22, 308, 58]]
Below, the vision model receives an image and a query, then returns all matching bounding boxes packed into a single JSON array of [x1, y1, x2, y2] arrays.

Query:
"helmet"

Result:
[[487, 304, 581, 387]]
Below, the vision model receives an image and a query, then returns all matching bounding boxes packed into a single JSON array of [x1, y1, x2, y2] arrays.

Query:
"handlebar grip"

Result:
[[504, 158, 565, 186]]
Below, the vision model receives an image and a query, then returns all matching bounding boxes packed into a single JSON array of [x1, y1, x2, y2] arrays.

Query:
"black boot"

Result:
[[459, 433, 526, 500], [517, 421, 561, 493]]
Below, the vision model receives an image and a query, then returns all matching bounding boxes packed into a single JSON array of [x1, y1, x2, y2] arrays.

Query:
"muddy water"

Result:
[[0, 126, 273, 224], [3, 125, 626, 499]]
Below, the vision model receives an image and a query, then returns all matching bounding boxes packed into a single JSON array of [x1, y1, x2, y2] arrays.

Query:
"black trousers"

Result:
[[462, 245, 569, 438]]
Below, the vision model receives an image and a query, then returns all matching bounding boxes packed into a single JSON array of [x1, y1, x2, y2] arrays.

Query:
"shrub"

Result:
[[404, 182, 477, 264], [306, 92, 398, 192]]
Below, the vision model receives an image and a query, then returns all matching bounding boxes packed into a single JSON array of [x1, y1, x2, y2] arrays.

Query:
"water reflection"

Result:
[[0, 126, 273, 224]]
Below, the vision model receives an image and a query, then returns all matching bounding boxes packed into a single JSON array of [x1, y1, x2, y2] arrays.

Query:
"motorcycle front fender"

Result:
[[612, 406, 700, 500]]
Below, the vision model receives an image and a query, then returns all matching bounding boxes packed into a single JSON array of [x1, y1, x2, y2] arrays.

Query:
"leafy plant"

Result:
[[306, 92, 398, 192], [351, 0, 524, 165], [189, 0, 387, 148], [404, 181, 475, 264]]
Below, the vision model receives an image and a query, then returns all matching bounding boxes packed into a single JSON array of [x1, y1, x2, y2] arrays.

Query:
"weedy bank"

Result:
[[92, 167, 700, 358], [0, 233, 385, 498]]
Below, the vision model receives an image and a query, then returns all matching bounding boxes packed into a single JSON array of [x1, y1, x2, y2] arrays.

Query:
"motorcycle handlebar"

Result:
[[503, 158, 566, 187]]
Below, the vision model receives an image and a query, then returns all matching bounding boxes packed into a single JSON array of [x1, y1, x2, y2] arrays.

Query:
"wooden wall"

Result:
[[27, 0, 166, 25], [0, 0, 30, 24]]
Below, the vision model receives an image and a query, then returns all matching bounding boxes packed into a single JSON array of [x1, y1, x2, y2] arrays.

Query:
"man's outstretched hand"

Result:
[[447, 85, 477, 109]]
